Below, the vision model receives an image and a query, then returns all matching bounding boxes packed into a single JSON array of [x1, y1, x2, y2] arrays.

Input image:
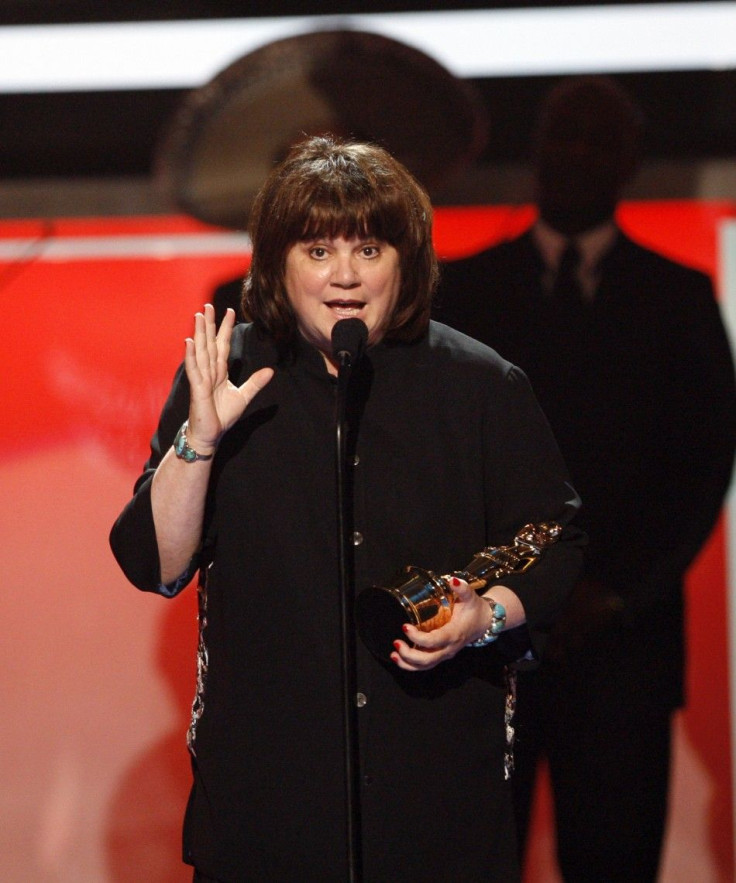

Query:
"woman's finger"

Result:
[[238, 367, 274, 406], [204, 303, 219, 371]]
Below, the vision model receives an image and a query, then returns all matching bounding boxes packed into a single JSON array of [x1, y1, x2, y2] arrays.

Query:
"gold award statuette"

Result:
[[354, 522, 562, 660]]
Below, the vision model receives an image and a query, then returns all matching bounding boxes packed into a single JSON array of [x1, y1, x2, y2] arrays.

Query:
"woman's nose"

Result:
[[332, 255, 360, 287]]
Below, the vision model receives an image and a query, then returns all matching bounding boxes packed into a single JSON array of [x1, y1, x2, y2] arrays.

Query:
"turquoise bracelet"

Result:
[[468, 596, 507, 647]]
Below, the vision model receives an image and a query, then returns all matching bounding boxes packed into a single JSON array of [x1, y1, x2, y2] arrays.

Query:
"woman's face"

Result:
[[284, 235, 401, 369]]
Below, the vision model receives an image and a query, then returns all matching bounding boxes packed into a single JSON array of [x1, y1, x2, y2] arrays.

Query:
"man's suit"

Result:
[[435, 226, 736, 881]]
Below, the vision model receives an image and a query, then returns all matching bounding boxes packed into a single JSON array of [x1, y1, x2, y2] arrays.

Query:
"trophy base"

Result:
[[354, 586, 411, 662], [354, 565, 453, 661]]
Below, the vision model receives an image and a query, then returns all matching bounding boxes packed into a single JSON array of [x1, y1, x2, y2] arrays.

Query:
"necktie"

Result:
[[552, 241, 584, 306]]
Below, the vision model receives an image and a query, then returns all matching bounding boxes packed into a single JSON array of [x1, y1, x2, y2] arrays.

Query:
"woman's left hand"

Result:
[[390, 577, 491, 671]]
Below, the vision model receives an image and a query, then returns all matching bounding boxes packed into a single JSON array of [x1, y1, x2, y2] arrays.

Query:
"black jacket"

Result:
[[110, 320, 584, 881]]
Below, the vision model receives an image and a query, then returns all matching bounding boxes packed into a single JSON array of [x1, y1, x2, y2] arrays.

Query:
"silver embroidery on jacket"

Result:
[[504, 667, 517, 780], [186, 565, 210, 755]]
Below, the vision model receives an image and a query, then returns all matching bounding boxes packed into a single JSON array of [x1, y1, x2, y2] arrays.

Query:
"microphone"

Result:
[[330, 319, 368, 880], [331, 318, 368, 370]]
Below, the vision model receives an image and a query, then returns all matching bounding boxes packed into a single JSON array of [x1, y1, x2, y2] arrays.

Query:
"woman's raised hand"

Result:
[[183, 304, 273, 454]]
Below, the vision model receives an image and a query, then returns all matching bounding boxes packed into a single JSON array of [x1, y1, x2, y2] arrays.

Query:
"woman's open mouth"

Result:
[[326, 299, 365, 318]]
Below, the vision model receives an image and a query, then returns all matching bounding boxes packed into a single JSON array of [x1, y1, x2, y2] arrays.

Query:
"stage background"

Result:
[[2, 202, 734, 881]]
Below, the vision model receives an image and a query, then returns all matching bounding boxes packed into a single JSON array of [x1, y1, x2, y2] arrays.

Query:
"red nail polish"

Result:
[[451, 577, 461, 587], [393, 640, 402, 650], [390, 653, 399, 663], [401, 624, 409, 634]]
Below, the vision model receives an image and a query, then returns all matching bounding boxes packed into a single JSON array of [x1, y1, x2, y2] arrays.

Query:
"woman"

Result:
[[110, 136, 584, 882]]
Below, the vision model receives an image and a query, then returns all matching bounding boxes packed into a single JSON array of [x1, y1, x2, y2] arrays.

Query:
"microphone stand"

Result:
[[335, 348, 363, 883]]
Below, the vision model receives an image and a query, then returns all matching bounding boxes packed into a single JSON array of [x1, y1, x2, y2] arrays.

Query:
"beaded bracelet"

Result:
[[468, 596, 507, 647]]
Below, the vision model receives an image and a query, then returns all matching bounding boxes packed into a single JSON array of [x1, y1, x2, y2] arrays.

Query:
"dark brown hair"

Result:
[[243, 135, 438, 345]]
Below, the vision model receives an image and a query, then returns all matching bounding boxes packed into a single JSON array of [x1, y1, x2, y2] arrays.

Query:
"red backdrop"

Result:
[[1, 202, 733, 881]]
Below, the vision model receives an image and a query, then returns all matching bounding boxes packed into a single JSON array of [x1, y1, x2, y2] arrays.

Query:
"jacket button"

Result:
[[353, 531, 364, 546], [356, 692, 367, 708]]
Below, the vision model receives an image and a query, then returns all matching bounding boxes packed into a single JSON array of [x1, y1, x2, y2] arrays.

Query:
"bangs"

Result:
[[291, 178, 408, 245]]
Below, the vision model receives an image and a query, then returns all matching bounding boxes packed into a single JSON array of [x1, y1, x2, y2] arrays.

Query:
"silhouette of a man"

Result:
[[436, 76, 736, 881]]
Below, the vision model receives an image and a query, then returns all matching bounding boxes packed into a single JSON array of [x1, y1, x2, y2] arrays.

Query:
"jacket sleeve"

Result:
[[481, 364, 587, 663], [109, 363, 200, 595]]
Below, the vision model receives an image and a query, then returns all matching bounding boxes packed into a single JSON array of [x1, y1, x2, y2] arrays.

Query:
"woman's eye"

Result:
[[309, 247, 327, 258], [361, 245, 379, 258]]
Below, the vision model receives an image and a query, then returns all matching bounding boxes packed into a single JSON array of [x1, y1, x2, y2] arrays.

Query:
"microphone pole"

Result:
[[331, 318, 368, 883]]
